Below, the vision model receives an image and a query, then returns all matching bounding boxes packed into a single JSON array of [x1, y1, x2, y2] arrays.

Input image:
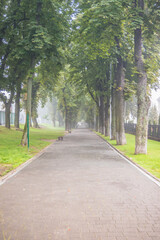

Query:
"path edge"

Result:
[[0, 142, 54, 186], [94, 131, 160, 187]]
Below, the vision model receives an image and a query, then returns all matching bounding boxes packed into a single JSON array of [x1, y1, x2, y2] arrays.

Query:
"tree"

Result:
[[21, 0, 71, 145], [130, 0, 160, 154], [51, 97, 58, 127], [69, 42, 110, 134], [31, 79, 40, 128], [73, 0, 160, 149], [0, 1, 22, 128], [14, 80, 22, 129], [71, 0, 133, 144]]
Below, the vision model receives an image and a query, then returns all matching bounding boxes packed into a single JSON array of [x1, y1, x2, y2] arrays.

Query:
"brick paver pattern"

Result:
[[0, 129, 160, 240]]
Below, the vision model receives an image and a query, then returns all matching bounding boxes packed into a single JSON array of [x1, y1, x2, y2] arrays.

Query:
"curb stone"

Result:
[[0, 132, 68, 186], [0, 130, 68, 186], [95, 131, 160, 187], [0, 143, 54, 186]]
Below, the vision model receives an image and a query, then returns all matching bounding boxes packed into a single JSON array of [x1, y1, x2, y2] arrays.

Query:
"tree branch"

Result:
[[86, 82, 99, 107], [0, 92, 7, 104]]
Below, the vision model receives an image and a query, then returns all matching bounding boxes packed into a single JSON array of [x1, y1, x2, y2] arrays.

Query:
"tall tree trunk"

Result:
[[65, 108, 69, 131], [32, 99, 39, 128], [111, 80, 116, 140], [32, 117, 39, 128], [31, 81, 40, 129], [93, 107, 97, 130], [96, 111, 99, 132], [105, 96, 110, 136], [52, 115, 56, 127], [32, 115, 39, 128], [134, 0, 150, 154], [52, 98, 57, 127], [14, 82, 21, 129], [115, 56, 126, 145], [58, 111, 63, 127], [5, 103, 11, 129], [89, 108, 94, 129], [5, 88, 14, 129], [69, 111, 72, 130], [95, 106, 99, 131], [99, 96, 104, 134], [21, 59, 35, 146]]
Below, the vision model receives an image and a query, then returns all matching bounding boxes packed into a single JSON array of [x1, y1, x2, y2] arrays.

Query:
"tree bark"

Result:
[[105, 96, 110, 136], [21, 77, 33, 145], [5, 88, 14, 129], [115, 56, 126, 145], [5, 103, 11, 129], [96, 111, 99, 132], [68, 111, 72, 130], [93, 107, 97, 130], [134, 0, 150, 154], [52, 98, 57, 127], [65, 107, 69, 131], [14, 82, 21, 129], [21, 59, 35, 146], [99, 96, 104, 134], [31, 81, 40, 128], [111, 81, 116, 140], [58, 111, 63, 127], [32, 117, 39, 128], [31, 97, 39, 128]]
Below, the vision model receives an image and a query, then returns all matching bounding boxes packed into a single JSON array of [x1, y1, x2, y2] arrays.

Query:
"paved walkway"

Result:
[[0, 129, 160, 240]]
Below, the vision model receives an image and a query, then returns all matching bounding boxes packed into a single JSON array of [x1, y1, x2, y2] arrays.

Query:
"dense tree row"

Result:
[[0, 0, 72, 144], [68, 0, 160, 154], [54, 65, 82, 131], [0, 0, 160, 155]]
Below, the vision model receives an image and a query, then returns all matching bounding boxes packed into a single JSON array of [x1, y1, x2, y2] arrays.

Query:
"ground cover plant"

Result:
[[0, 126, 64, 176], [97, 133, 160, 179]]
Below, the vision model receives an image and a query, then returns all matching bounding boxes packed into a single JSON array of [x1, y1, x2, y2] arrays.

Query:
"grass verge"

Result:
[[96, 132, 160, 179], [0, 125, 65, 176]]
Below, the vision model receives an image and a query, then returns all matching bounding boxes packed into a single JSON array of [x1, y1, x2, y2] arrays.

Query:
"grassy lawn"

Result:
[[96, 132, 160, 179], [0, 125, 65, 176]]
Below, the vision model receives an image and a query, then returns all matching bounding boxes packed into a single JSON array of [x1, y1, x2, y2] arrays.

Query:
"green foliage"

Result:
[[73, 0, 133, 60], [77, 93, 96, 124], [0, 0, 71, 97], [54, 65, 82, 125], [70, 0, 138, 117], [0, 0, 160, 146], [69, 41, 112, 109], [71, 0, 160, 101]]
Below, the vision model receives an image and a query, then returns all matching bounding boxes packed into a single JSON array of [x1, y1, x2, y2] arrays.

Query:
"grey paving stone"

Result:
[[0, 129, 160, 240]]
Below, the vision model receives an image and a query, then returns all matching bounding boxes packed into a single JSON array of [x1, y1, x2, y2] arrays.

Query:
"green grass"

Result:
[[0, 125, 65, 175], [96, 132, 160, 179]]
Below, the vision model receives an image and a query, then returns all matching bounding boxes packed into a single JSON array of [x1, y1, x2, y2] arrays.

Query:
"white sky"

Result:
[[151, 89, 160, 106]]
